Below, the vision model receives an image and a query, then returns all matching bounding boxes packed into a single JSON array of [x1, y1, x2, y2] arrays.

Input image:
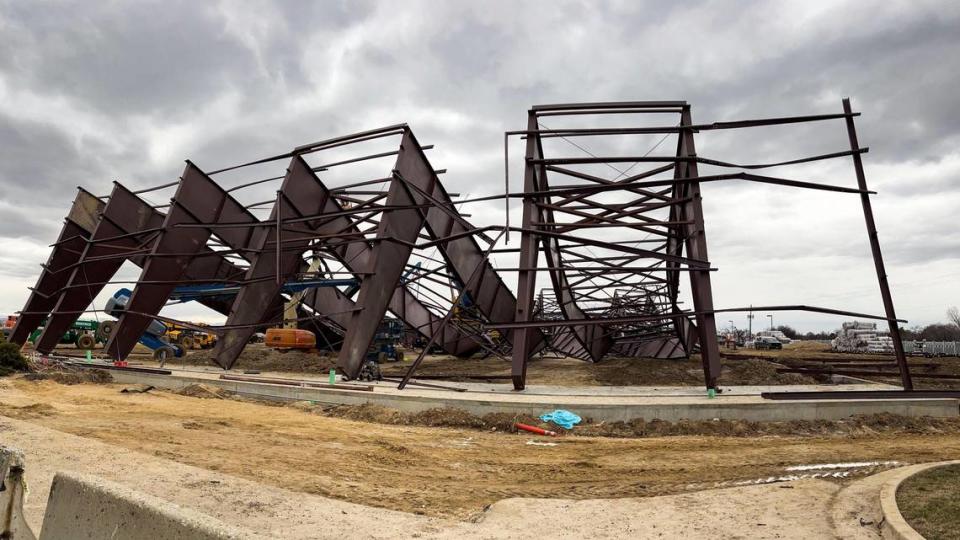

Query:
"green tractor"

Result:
[[28, 319, 104, 350]]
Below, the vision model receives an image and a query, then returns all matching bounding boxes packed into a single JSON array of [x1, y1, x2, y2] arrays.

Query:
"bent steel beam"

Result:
[[337, 128, 538, 379]]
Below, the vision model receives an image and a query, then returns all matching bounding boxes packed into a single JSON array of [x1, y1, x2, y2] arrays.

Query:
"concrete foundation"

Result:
[[39, 472, 264, 540], [103, 367, 960, 422]]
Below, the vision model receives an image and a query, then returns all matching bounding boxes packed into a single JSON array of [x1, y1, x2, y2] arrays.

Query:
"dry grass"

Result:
[[897, 463, 960, 540]]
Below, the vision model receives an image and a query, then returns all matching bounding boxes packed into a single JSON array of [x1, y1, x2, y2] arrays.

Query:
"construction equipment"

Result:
[[100, 289, 184, 363], [265, 328, 316, 350], [27, 319, 102, 350], [166, 323, 216, 350], [1, 315, 16, 341], [367, 318, 405, 363]]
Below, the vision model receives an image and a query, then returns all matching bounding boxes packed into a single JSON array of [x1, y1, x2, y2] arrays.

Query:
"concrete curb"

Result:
[[879, 460, 960, 539], [105, 369, 960, 422]]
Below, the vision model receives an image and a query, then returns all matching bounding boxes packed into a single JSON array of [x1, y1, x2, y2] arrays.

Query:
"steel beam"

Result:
[[9, 189, 104, 345], [675, 105, 721, 389], [34, 184, 166, 353], [104, 162, 234, 358], [842, 98, 913, 390]]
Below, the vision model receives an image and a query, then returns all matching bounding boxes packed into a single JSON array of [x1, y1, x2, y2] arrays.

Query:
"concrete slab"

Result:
[[100, 366, 959, 422]]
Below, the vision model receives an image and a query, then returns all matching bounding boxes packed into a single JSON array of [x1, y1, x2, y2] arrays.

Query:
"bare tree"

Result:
[[949, 306, 960, 329]]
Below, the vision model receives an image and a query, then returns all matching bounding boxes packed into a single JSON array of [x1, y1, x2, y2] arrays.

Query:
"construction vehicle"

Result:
[[98, 276, 358, 363], [166, 323, 217, 350], [1, 315, 16, 341], [265, 328, 316, 350], [367, 318, 405, 363], [27, 319, 103, 350], [99, 289, 185, 363]]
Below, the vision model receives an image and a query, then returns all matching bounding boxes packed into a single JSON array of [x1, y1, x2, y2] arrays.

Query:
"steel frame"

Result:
[[11, 99, 916, 395]]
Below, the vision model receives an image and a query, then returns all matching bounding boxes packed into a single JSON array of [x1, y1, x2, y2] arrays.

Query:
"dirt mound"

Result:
[[590, 356, 818, 386], [183, 345, 339, 374], [0, 402, 57, 419], [175, 383, 234, 399], [24, 369, 113, 385], [301, 402, 960, 439], [785, 341, 832, 352], [576, 412, 960, 439], [317, 403, 540, 432]]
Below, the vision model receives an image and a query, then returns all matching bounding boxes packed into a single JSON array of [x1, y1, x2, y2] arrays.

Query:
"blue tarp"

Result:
[[539, 409, 582, 430]]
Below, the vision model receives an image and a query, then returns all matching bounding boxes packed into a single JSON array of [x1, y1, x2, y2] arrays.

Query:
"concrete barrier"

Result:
[[1, 446, 37, 540], [39, 472, 266, 540]]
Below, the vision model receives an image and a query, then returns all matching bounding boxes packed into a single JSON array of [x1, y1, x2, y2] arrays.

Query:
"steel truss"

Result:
[[11, 99, 914, 393]]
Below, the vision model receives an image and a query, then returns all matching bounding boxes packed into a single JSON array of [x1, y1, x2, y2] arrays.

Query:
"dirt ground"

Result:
[[3, 376, 960, 519], [724, 341, 960, 390], [376, 352, 820, 386]]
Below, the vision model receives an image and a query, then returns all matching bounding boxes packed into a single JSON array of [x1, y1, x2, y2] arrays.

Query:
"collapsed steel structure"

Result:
[[11, 99, 918, 391]]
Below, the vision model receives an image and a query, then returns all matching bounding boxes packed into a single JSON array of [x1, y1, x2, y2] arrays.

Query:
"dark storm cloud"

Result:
[[0, 0, 957, 326]]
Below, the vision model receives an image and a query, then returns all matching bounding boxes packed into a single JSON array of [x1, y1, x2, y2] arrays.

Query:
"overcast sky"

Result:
[[0, 0, 958, 333]]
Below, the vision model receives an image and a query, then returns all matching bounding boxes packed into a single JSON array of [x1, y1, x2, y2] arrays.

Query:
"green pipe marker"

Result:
[[707, 388, 716, 399], [329, 368, 336, 385], [85, 350, 92, 363]]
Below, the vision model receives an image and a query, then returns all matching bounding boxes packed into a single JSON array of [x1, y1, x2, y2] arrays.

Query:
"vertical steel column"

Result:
[[842, 97, 913, 390], [510, 111, 543, 390], [677, 105, 721, 389]]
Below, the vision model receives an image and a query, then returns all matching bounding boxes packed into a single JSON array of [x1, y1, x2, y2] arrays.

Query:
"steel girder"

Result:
[[209, 153, 481, 370], [9, 189, 104, 346], [509, 102, 716, 390], [672, 105, 721, 388], [33, 183, 168, 353], [336, 128, 538, 378], [292, 172, 480, 358], [24, 180, 273, 356], [103, 162, 242, 358]]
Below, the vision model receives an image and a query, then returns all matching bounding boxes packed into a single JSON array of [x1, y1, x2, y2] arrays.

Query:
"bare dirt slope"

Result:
[[2, 377, 959, 521], [0, 414, 875, 539]]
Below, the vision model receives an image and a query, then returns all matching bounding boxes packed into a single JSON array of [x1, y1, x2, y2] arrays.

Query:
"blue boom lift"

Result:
[[98, 278, 358, 364]]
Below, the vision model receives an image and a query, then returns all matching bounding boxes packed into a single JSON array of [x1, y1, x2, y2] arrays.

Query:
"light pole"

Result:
[[767, 314, 774, 331], [747, 306, 754, 337]]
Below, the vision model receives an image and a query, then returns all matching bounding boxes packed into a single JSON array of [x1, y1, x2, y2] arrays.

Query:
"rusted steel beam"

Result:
[[34, 183, 166, 353], [212, 156, 338, 369], [842, 98, 913, 391], [338, 128, 536, 379], [104, 162, 234, 359], [675, 105, 721, 390], [9, 189, 104, 345]]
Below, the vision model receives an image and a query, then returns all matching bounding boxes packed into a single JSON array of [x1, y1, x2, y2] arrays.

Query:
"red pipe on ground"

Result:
[[514, 422, 558, 437]]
